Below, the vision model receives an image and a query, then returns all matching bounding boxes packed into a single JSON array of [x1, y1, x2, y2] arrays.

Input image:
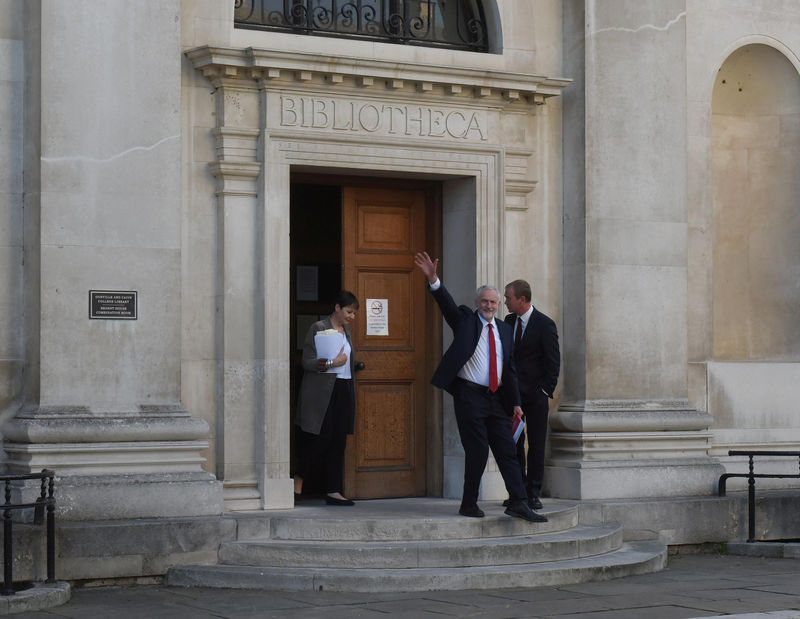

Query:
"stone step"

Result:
[[218, 524, 623, 568], [167, 540, 667, 592], [232, 498, 579, 541]]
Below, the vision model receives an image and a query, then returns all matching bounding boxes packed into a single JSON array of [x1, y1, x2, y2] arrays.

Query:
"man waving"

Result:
[[414, 252, 546, 522]]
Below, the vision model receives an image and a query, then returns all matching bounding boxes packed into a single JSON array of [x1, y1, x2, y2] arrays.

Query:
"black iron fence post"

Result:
[[3, 481, 13, 596], [0, 470, 57, 595], [46, 474, 55, 584], [746, 454, 756, 543]]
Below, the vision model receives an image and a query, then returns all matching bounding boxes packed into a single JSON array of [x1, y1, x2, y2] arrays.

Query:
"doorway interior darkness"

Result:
[[289, 176, 444, 499], [289, 183, 342, 495]]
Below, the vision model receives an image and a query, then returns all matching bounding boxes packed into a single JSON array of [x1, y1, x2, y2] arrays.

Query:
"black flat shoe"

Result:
[[529, 497, 543, 510], [458, 504, 485, 518], [325, 495, 355, 506], [505, 500, 547, 523], [294, 493, 303, 502]]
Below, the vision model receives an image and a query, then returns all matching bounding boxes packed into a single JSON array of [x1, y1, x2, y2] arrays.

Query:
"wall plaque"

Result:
[[89, 290, 137, 320]]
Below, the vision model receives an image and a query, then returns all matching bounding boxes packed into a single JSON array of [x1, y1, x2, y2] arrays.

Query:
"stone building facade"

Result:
[[0, 0, 798, 546]]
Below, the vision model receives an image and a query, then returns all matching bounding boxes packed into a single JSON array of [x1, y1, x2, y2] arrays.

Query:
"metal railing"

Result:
[[1, 470, 56, 595], [718, 450, 800, 543], [234, 0, 490, 52]]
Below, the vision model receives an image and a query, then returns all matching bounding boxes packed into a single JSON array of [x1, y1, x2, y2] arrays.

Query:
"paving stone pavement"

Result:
[[12, 553, 800, 619]]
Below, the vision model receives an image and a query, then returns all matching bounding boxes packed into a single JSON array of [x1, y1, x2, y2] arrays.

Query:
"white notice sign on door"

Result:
[[366, 298, 389, 336]]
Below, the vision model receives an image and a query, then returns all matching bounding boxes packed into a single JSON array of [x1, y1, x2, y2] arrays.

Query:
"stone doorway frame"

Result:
[[263, 136, 502, 509], [187, 46, 568, 509]]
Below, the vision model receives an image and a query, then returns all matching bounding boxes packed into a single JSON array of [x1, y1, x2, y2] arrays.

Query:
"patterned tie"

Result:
[[487, 323, 498, 392], [515, 317, 523, 348]]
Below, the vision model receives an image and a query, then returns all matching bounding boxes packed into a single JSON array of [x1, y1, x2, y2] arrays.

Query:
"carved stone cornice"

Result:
[[209, 161, 262, 197], [186, 46, 570, 107], [211, 127, 260, 162], [504, 148, 537, 210]]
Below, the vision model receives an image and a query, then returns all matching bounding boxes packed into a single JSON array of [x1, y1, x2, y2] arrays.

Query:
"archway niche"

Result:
[[711, 44, 800, 361], [704, 44, 800, 454]]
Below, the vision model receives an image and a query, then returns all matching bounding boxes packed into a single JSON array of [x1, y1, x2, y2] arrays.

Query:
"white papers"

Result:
[[314, 330, 346, 374]]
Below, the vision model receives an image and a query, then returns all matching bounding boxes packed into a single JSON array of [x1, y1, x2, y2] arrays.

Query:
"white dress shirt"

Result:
[[430, 278, 503, 387], [337, 337, 352, 380], [514, 305, 534, 346]]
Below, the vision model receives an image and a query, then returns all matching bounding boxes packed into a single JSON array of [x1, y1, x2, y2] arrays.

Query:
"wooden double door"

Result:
[[341, 185, 433, 499]]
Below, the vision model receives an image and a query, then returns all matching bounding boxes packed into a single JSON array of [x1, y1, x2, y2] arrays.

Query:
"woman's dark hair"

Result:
[[335, 290, 359, 310]]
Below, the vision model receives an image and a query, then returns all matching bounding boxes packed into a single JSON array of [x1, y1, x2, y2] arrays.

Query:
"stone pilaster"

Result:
[[552, 0, 722, 499], [2, 0, 222, 519], [200, 65, 294, 510]]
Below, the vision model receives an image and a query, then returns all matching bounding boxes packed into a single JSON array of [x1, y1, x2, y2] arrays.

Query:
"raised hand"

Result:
[[413, 252, 439, 284]]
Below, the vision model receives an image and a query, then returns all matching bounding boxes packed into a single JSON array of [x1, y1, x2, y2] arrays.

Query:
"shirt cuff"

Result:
[[429, 278, 441, 291]]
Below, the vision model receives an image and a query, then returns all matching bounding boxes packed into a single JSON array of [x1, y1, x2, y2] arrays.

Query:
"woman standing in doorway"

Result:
[[294, 290, 359, 506]]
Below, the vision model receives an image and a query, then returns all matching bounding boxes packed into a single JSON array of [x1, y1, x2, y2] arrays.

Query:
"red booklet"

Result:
[[511, 416, 525, 443]]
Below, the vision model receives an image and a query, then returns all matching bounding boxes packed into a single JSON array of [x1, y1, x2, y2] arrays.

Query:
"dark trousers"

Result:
[[515, 392, 549, 498], [297, 379, 352, 494], [452, 379, 527, 508]]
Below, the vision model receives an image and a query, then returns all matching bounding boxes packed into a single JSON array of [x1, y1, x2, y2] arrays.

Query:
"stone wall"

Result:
[[0, 0, 24, 437]]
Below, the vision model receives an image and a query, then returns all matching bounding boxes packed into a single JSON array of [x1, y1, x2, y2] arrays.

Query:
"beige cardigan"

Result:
[[295, 317, 356, 435]]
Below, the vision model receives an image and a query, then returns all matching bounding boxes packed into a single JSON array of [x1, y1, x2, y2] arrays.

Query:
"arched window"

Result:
[[234, 0, 491, 53]]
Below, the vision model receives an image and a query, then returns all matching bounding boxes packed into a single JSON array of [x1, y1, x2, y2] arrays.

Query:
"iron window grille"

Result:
[[234, 0, 489, 53]]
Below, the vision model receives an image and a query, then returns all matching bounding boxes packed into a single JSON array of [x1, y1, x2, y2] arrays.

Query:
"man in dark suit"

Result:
[[414, 252, 546, 522], [504, 279, 560, 510]]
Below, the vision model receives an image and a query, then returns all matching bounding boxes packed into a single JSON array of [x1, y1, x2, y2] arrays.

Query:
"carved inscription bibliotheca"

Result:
[[277, 94, 488, 141]]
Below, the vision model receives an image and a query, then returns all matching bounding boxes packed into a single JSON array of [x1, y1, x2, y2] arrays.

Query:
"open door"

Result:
[[342, 185, 429, 498]]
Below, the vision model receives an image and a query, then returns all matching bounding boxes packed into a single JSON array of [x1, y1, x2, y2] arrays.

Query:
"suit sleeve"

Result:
[[506, 356, 522, 409], [429, 283, 463, 331], [541, 319, 560, 397], [301, 322, 323, 372], [501, 326, 522, 412]]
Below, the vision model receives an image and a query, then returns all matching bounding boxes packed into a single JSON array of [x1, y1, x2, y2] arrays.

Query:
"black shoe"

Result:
[[458, 504, 485, 518], [325, 495, 355, 506], [502, 499, 510, 507], [505, 500, 547, 523], [294, 492, 303, 502], [529, 497, 543, 510]]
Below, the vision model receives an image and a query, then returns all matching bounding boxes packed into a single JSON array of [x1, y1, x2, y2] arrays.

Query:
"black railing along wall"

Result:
[[1, 470, 56, 595], [718, 450, 800, 543]]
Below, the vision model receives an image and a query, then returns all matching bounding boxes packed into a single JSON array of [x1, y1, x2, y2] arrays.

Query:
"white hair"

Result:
[[474, 285, 499, 301]]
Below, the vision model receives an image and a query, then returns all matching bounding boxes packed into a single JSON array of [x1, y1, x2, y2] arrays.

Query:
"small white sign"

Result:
[[366, 298, 389, 336]]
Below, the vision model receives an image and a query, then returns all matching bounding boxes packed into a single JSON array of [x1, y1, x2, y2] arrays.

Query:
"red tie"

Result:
[[487, 323, 498, 392], [515, 318, 523, 347]]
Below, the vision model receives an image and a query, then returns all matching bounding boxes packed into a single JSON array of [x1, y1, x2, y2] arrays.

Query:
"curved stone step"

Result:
[[219, 524, 623, 568], [242, 499, 578, 541], [167, 540, 667, 592]]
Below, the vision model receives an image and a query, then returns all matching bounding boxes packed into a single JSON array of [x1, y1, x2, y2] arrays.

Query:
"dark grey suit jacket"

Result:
[[295, 317, 356, 435]]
